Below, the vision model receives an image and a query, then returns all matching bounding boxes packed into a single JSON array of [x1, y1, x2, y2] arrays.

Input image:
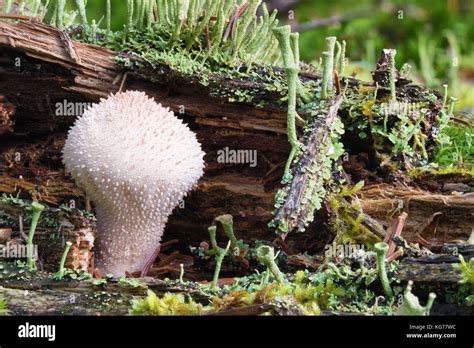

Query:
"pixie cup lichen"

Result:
[[374, 242, 394, 299], [27, 201, 45, 270], [256, 245, 285, 284]]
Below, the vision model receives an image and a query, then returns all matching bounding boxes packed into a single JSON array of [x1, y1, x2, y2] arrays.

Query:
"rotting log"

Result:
[[359, 184, 474, 243], [0, 19, 470, 258]]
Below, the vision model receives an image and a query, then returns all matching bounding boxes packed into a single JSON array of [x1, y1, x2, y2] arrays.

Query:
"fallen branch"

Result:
[[273, 96, 343, 238]]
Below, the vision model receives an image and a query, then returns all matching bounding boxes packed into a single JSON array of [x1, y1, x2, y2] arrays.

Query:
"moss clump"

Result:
[[129, 290, 203, 316], [328, 182, 382, 247], [407, 165, 474, 179]]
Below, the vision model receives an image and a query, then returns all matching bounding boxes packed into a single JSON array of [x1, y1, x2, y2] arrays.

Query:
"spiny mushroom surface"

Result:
[[63, 91, 205, 276]]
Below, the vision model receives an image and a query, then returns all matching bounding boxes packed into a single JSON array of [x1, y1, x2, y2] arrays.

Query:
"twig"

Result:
[[384, 212, 408, 258], [157, 250, 180, 268], [140, 244, 161, 277], [293, 8, 373, 32], [160, 239, 179, 251], [58, 30, 81, 64], [0, 13, 41, 21], [450, 115, 472, 127]]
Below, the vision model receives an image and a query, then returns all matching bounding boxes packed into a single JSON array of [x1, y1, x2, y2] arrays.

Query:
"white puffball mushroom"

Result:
[[62, 91, 205, 276]]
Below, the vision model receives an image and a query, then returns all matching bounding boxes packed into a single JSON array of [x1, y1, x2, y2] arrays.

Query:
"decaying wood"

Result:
[[2, 244, 472, 316], [359, 184, 474, 243], [0, 19, 470, 258]]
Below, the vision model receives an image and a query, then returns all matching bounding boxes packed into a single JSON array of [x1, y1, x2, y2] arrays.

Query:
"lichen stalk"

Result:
[[340, 40, 346, 76], [374, 242, 394, 299], [169, 0, 189, 48], [157, 0, 166, 23], [290, 32, 311, 103], [136, 0, 146, 28], [3, 0, 13, 13], [211, 241, 231, 291], [326, 37, 336, 94], [75, 0, 88, 28], [58, 241, 73, 279], [186, 0, 212, 50], [27, 202, 45, 270], [210, 5, 225, 53], [321, 52, 332, 99], [179, 263, 184, 284], [44, 0, 58, 26], [334, 41, 341, 73], [397, 280, 436, 315], [127, 0, 134, 29], [32, 0, 41, 17], [146, 0, 154, 29], [214, 214, 238, 252], [106, 0, 111, 36], [284, 66, 300, 177], [232, 0, 262, 61], [56, 0, 66, 28], [207, 225, 219, 256], [389, 49, 397, 102], [272, 26, 302, 178], [256, 245, 285, 284]]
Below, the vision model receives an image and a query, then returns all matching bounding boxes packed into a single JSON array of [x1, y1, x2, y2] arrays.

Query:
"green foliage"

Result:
[[397, 280, 436, 316], [118, 276, 143, 288], [434, 121, 473, 168], [452, 255, 474, 285], [129, 290, 203, 315], [0, 297, 9, 315], [54, 269, 92, 281]]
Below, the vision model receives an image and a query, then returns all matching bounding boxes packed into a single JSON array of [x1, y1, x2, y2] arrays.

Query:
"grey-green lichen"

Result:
[[26, 202, 44, 271], [397, 280, 436, 315], [374, 242, 394, 299]]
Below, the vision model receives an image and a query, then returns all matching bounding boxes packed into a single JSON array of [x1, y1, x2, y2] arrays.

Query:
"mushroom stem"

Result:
[[27, 202, 44, 270], [374, 242, 394, 299]]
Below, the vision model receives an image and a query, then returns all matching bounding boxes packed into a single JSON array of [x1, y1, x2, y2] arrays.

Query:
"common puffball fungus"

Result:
[[62, 91, 205, 276]]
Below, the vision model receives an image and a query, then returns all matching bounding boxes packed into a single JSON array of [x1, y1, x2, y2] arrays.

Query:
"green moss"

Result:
[[452, 255, 474, 285], [129, 290, 203, 315], [0, 297, 9, 315], [328, 182, 381, 248], [407, 166, 474, 179]]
